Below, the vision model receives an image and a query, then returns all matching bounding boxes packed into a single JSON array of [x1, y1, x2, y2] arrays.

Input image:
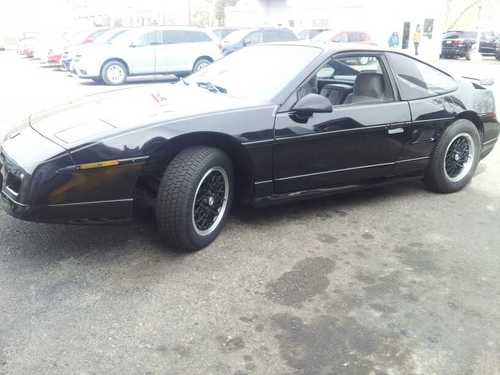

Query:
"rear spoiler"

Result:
[[462, 76, 495, 87]]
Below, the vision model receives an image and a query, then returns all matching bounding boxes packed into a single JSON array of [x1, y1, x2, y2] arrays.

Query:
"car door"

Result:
[[273, 52, 412, 193], [155, 30, 186, 73], [126, 30, 160, 75]]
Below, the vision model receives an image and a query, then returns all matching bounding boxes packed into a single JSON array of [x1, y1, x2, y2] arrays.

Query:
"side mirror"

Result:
[[293, 94, 333, 115]]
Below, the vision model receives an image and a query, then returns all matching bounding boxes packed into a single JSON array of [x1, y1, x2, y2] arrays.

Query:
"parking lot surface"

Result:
[[1, 52, 500, 375]]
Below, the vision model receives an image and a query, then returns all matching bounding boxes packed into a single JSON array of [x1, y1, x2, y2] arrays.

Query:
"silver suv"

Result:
[[73, 26, 223, 85]]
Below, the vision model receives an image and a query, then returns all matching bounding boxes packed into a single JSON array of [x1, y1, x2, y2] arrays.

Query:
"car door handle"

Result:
[[387, 127, 404, 135]]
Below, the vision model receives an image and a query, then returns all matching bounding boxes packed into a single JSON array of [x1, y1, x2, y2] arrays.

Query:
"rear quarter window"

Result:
[[387, 52, 458, 100]]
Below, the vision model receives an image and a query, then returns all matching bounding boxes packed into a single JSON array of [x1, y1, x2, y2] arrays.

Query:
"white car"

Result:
[[73, 26, 223, 85]]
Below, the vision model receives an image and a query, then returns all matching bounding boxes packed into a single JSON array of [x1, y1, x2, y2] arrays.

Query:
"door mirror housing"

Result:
[[293, 94, 333, 115]]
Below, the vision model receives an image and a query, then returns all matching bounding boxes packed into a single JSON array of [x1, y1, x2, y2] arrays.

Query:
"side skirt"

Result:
[[252, 175, 423, 207]]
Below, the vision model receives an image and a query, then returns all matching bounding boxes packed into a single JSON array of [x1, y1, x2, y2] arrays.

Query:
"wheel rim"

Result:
[[195, 60, 210, 72], [192, 167, 229, 236], [107, 64, 125, 84], [443, 132, 475, 182]]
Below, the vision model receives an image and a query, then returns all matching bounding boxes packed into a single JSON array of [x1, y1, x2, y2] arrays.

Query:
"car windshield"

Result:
[[108, 29, 139, 45], [223, 29, 251, 44], [185, 45, 321, 101], [96, 29, 128, 44], [312, 30, 336, 42]]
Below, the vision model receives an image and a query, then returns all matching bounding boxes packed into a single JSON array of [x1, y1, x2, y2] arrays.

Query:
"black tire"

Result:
[[192, 57, 213, 73], [101, 60, 128, 85], [424, 119, 481, 193], [156, 147, 234, 251]]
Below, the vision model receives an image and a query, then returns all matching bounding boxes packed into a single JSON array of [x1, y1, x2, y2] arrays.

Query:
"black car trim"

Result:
[[47, 198, 134, 208], [276, 156, 430, 181], [254, 179, 273, 185], [274, 123, 405, 141], [483, 137, 498, 145], [412, 117, 455, 124], [1, 190, 26, 207]]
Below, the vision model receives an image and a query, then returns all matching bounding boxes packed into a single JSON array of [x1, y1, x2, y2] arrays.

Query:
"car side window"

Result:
[[386, 52, 458, 100], [295, 54, 394, 106], [162, 30, 187, 44], [185, 31, 211, 43], [245, 31, 264, 45], [332, 32, 348, 43], [136, 31, 162, 46]]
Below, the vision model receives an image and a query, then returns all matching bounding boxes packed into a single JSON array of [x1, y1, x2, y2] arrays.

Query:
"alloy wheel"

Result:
[[192, 167, 229, 236], [443, 132, 475, 182]]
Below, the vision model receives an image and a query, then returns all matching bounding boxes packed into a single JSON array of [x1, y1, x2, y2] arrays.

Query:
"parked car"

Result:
[[296, 28, 332, 40], [479, 31, 499, 56], [1, 44, 498, 251], [73, 26, 222, 85], [441, 31, 478, 59], [313, 30, 375, 45], [211, 27, 240, 40], [221, 27, 297, 55], [439, 30, 498, 59], [62, 28, 125, 72]]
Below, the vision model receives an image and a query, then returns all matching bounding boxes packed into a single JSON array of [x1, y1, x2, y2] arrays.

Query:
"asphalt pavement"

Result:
[[1, 51, 500, 375]]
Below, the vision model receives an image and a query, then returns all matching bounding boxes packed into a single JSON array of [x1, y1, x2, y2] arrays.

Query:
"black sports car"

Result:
[[1, 43, 498, 250]]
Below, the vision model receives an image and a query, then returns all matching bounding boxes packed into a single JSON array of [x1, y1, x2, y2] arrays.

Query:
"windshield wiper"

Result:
[[195, 81, 227, 94]]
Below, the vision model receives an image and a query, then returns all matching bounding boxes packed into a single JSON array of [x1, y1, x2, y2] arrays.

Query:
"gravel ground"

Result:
[[1, 51, 500, 375]]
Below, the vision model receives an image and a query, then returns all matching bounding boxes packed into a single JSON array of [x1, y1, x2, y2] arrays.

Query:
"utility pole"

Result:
[[187, 0, 192, 25]]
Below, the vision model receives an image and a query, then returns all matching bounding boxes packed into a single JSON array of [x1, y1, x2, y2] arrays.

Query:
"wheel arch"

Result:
[[139, 131, 256, 204], [456, 111, 484, 141], [193, 55, 214, 69], [100, 57, 130, 77]]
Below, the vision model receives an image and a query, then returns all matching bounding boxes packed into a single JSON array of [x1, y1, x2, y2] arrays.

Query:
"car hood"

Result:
[[30, 83, 262, 148]]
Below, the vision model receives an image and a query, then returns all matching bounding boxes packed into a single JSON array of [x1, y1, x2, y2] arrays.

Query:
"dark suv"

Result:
[[441, 30, 499, 60], [221, 27, 297, 55], [441, 31, 477, 60]]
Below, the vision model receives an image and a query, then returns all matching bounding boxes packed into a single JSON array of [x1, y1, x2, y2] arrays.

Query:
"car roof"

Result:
[[263, 41, 384, 54]]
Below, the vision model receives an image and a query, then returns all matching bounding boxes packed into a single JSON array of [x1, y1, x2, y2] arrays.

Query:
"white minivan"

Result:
[[74, 26, 223, 85]]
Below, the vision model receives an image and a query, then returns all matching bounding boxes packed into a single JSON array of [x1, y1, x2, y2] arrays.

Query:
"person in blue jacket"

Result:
[[388, 32, 399, 48]]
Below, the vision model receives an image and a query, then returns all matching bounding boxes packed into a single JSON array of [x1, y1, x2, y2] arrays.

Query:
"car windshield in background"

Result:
[[107, 29, 137, 45], [185, 45, 321, 100], [97, 29, 128, 44], [222, 29, 250, 43], [312, 30, 336, 42]]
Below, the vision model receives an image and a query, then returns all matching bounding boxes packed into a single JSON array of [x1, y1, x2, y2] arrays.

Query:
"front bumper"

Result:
[[441, 46, 468, 57], [1, 127, 138, 224]]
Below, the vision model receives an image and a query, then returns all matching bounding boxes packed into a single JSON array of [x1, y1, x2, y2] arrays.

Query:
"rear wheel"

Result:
[[101, 60, 128, 85], [424, 119, 480, 193], [156, 147, 234, 251]]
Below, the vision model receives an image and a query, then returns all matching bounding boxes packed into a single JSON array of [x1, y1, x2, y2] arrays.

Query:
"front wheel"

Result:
[[101, 60, 128, 85], [192, 57, 213, 73], [424, 119, 481, 193], [156, 147, 234, 251]]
